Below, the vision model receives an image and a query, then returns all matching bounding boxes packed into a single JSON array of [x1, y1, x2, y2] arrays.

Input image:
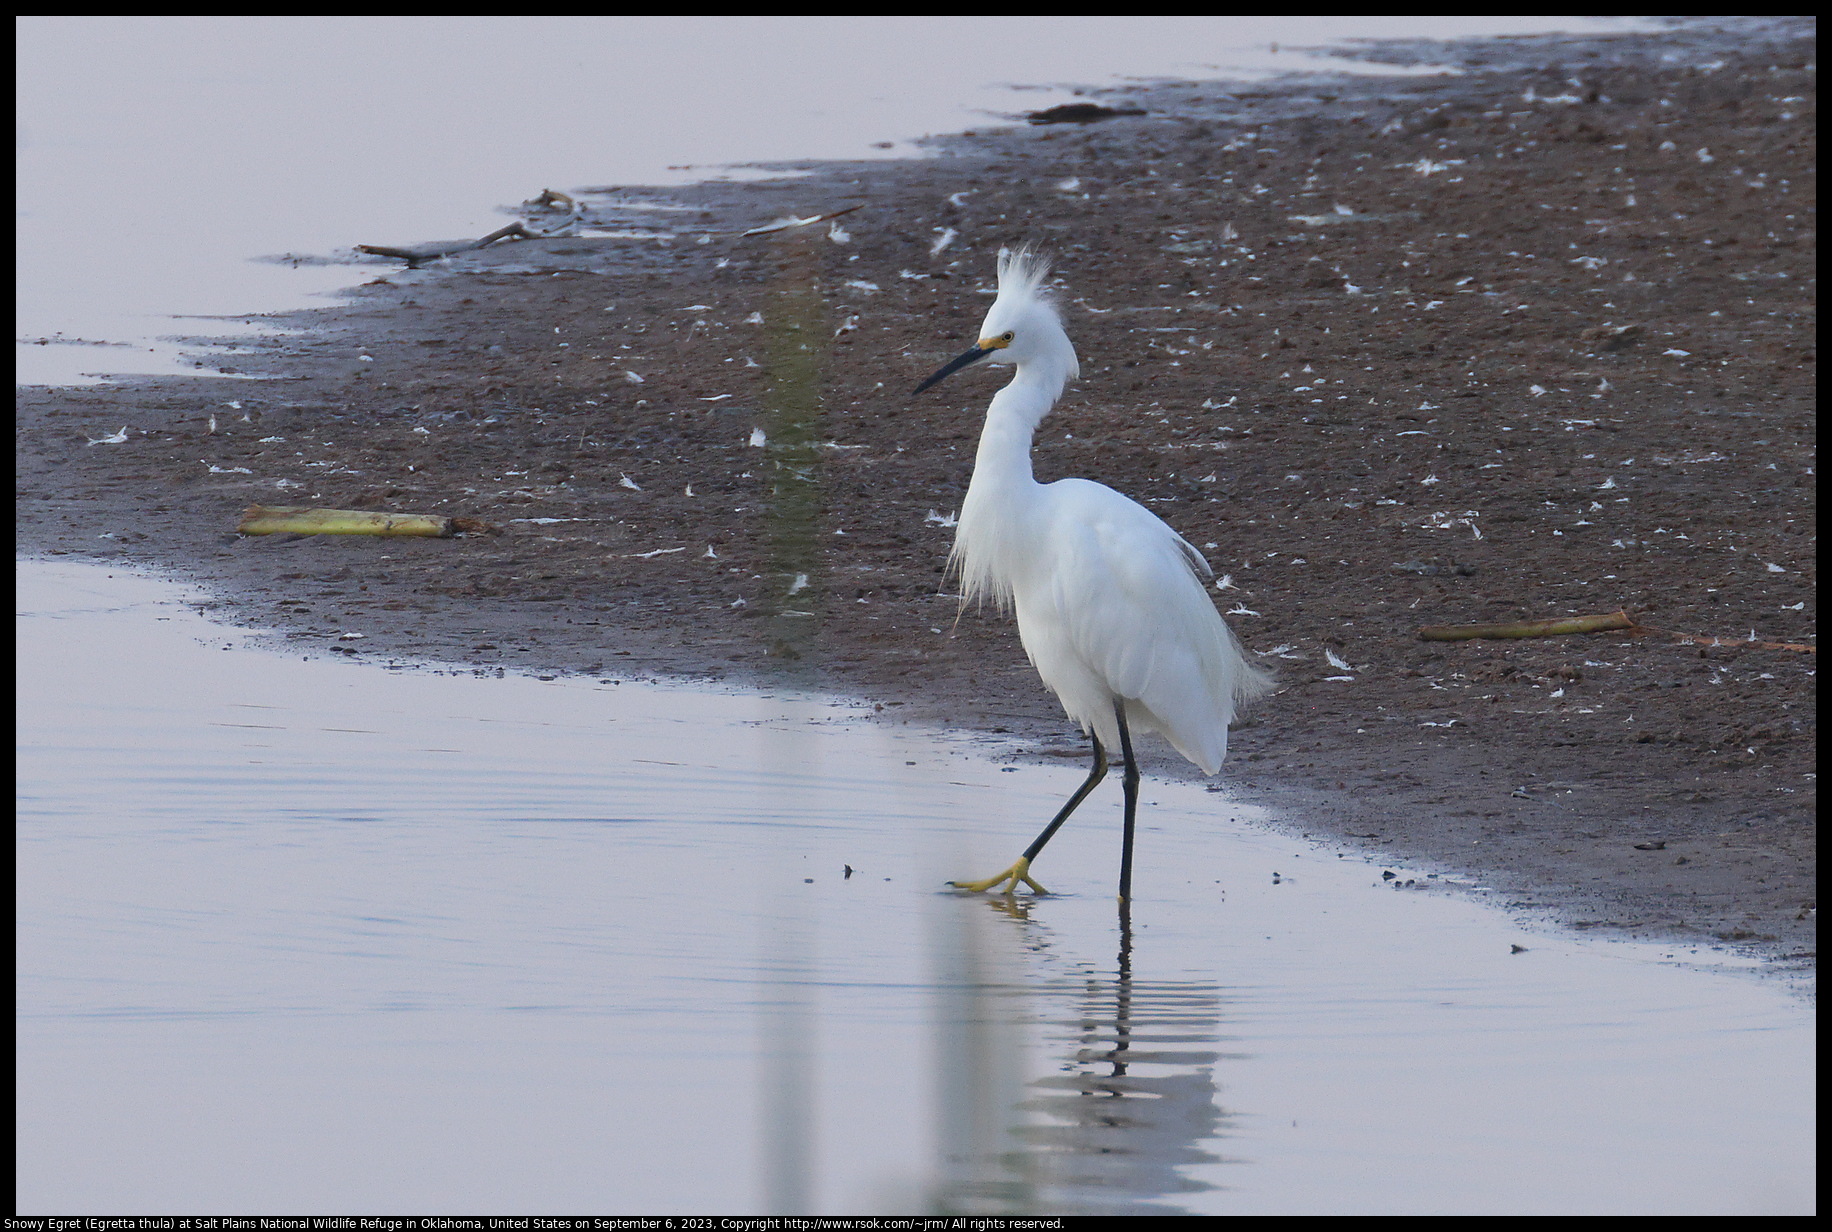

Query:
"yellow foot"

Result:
[[950, 857, 1049, 895]]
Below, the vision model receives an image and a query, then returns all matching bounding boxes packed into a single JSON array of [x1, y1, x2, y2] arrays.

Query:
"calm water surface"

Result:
[[15, 559, 1814, 1213]]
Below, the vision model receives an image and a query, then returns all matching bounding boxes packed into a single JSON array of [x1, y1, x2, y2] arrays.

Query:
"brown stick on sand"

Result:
[[1419, 611, 1635, 642], [356, 222, 536, 269], [237, 505, 453, 538], [738, 205, 864, 238], [1420, 609, 1815, 654]]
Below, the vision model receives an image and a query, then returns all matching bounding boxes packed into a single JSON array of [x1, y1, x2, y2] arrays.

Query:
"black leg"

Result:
[[1022, 729, 1108, 863], [1115, 700, 1140, 903], [949, 727, 1108, 893]]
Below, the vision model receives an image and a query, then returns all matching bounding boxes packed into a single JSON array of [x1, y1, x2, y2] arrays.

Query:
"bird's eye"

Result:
[[1000, 331, 1014, 342]]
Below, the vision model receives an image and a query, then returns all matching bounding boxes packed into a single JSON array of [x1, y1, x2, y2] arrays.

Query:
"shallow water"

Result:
[[15, 559, 1814, 1214], [15, 16, 1659, 386]]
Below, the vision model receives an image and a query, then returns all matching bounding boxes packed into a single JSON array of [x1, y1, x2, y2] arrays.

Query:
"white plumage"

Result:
[[916, 247, 1274, 900]]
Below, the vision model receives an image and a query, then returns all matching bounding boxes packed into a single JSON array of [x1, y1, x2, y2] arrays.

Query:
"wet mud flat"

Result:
[[16, 19, 1815, 969]]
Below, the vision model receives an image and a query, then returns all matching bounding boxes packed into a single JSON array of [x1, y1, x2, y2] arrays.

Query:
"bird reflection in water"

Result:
[[935, 900, 1233, 1216]]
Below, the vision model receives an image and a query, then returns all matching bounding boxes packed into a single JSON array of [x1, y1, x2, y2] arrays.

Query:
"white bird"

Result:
[[915, 248, 1274, 903]]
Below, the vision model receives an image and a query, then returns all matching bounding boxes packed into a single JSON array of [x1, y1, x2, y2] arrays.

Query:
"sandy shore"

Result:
[[17, 18, 1815, 973]]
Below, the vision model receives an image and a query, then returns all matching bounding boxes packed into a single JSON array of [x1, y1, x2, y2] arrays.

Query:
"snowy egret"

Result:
[[915, 248, 1275, 902]]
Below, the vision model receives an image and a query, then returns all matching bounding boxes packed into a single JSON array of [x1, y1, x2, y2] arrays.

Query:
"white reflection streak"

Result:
[[758, 696, 821, 1213]]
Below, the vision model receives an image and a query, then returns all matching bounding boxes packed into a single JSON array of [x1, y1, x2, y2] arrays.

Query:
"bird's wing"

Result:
[[1042, 480, 1232, 706]]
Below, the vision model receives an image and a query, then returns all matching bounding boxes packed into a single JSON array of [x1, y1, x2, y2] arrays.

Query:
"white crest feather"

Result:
[[995, 245, 1056, 317]]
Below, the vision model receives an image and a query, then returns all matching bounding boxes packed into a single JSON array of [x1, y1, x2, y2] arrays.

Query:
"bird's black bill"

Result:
[[913, 344, 992, 395]]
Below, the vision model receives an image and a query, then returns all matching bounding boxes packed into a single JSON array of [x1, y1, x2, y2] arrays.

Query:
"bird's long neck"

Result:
[[969, 378, 1049, 494], [966, 329, 1076, 495], [952, 369, 1058, 607]]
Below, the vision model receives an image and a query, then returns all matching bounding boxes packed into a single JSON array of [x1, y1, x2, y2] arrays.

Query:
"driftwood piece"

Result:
[[238, 505, 453, 538], [1419, 611, 1635, 641], [526, 188, 577, 212], [356, 222, 535, 268], [739, 205, 863, 238], [1420, 609, 1814, 654]]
